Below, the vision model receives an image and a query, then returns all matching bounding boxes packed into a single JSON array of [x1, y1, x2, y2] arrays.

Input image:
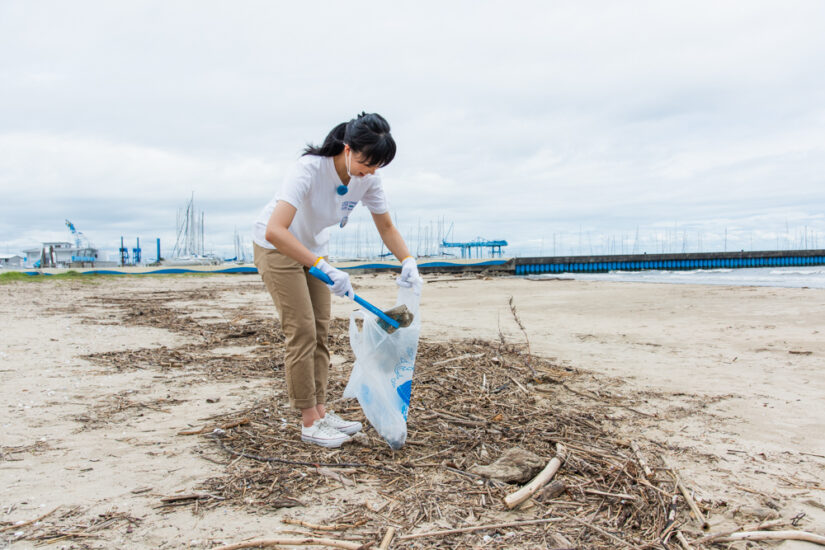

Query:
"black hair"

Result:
[[303, 112, 396, 168]]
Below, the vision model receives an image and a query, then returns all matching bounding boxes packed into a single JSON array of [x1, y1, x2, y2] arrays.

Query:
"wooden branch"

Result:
[[397, 517, 563, 541], [693, 520, 796, 545], [378, 527, 395, 549], [559, 513, 634, 548], [212, 536, 366, 550], [508, 296, 536, 376], [583, 488, 637, 500], [630, 441, 653, 478], [281, 518, 361, 531], [676, 477, 709, 530], [662, 458, 710, 531], [710, 530, 825, 545], [539, 480, 567, 500], [178, 417, 250, 435], [693, 519, 788, 546], [432, 353, 484, 366], [675, 531, 694, 550], [0, 506, 60, 533], [503, 443, 566, 509]]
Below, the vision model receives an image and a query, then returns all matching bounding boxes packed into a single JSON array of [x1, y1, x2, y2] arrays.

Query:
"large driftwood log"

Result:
[[503, 443, 566, 509]]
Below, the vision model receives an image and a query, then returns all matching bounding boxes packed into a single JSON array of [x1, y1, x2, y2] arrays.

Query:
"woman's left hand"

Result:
[[398, 256, 423, 288]]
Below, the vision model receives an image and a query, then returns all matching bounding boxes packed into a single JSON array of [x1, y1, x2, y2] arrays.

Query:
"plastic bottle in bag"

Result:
[[343, 283, 421, 449]]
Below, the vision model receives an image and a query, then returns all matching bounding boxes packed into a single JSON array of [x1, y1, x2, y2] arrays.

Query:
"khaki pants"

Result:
[[253, 243, 331, 409]]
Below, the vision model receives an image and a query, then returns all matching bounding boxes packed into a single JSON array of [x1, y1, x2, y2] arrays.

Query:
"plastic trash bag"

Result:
[[343, 282, 422, 449]]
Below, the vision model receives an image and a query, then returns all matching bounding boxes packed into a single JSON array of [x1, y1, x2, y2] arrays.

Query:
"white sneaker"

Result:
[[322, 411, 363, 435], [301, 419, 351, 448]]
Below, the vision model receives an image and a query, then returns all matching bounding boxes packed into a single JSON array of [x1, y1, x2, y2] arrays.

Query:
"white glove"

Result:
[[316, 259, 354, 299], [397, 256, 423, 288]]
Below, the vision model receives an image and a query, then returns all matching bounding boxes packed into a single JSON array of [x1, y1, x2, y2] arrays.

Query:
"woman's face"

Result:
[[345, 145, 378, 177]]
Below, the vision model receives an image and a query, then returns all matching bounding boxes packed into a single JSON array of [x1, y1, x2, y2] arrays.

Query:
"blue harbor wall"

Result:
[[513, 249, 825, 275]]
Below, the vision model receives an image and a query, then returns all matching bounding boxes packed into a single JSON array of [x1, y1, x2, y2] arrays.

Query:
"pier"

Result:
[[512, 249, 825, 275]]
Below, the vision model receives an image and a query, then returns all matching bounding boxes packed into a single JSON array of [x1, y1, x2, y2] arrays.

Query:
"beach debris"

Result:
[[0, 506, 60, 533], [503, 443, 567, 509], [539, 479, 568, 500], [65, 281, 793, 548], [378, 526, 395, 549], [664, 460, 711, 531], [212, 536, 366, 550], [508, 296, 536, 377], [1, 506, 143, 544], [469, 446, 544, 483], [376, 303, 413, 334], [177, 417, 249, 436], [281, 517, 366, 531]]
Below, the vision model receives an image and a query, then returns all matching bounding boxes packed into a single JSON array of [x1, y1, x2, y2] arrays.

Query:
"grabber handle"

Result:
[[308, 266, 400, 329]]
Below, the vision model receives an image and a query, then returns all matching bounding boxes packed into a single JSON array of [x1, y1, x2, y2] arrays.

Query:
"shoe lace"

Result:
[[316, 421, 345, 437], [324, 411, 343, 423]]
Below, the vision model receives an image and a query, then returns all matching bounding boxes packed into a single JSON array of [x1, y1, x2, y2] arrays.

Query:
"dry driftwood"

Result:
[[178, 417, 250, 435], [560, 512, 634, 548], [0, 506, 60, 533], [675, 531, 694, 549], [281, 518, 361, 532], [211, 536, 366, 550], [676, 477, 710, 530], [693, 518, 786, 545], [709, 529, 825, 545], [503, 443, 566, 509], [397, 517, 564, 541], [631, 440, 653, 478], [663, 458, 710, 531], [539, 480, 567, 500], [378, 527, 395, 549]]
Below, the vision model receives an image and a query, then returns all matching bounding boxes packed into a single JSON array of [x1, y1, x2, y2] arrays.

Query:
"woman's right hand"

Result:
[[316, 259, 354, 299]]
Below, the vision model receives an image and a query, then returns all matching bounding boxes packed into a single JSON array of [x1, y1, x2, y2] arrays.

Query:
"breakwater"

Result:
[[513, 249, 825, 275], [12, 249, 825, 277]]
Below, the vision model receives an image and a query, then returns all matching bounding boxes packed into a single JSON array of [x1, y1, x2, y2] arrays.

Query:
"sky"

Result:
[[1, 0, 824, 261]]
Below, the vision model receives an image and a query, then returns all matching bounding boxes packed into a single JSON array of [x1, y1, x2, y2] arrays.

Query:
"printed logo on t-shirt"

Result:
[[339, 200, 358, 228]]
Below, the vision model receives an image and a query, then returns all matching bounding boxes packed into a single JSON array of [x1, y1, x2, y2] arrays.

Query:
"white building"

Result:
[[21, 242, 99, 268], [0, 254, 24, 268]]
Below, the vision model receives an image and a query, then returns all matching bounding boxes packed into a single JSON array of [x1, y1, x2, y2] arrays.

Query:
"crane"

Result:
[[65, 219, 97, 264], [65, 219, 89, 249]]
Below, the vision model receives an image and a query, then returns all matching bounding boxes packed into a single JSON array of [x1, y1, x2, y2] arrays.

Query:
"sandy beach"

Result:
[[1, 272, 824, 549]]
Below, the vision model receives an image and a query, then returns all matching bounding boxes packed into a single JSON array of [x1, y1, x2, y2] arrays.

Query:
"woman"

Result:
[[252, 112, 421, 448]]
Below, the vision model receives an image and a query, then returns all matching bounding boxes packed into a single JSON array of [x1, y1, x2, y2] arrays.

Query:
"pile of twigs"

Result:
[[194, 336, 709, 548], [0, 506, 141, 547]]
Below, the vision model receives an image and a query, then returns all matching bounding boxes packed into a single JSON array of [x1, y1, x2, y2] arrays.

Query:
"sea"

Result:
[[527, 266, 825, 289]]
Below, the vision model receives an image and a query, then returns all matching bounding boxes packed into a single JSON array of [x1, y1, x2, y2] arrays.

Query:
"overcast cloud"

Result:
[[1, 0, 824, 260]]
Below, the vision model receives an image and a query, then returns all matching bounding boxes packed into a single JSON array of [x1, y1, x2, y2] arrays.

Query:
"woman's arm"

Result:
[[371, 211, 412, 261], [264, 201, 319, 267]]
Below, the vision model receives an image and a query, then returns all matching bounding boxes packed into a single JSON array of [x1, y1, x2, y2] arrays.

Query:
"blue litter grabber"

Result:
[[309, 266, 402, 331]]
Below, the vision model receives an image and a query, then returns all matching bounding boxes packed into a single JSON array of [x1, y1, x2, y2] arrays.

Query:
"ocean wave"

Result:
[[769, 269, 825, 276]]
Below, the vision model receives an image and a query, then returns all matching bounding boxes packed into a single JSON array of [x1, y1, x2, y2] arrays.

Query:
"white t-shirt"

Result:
[[252, 155, 389, 256]]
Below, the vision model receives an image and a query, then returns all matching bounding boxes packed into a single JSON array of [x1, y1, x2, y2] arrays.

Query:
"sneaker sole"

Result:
[[326, 423, 362, 436], [301, 435, 349, 448]]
